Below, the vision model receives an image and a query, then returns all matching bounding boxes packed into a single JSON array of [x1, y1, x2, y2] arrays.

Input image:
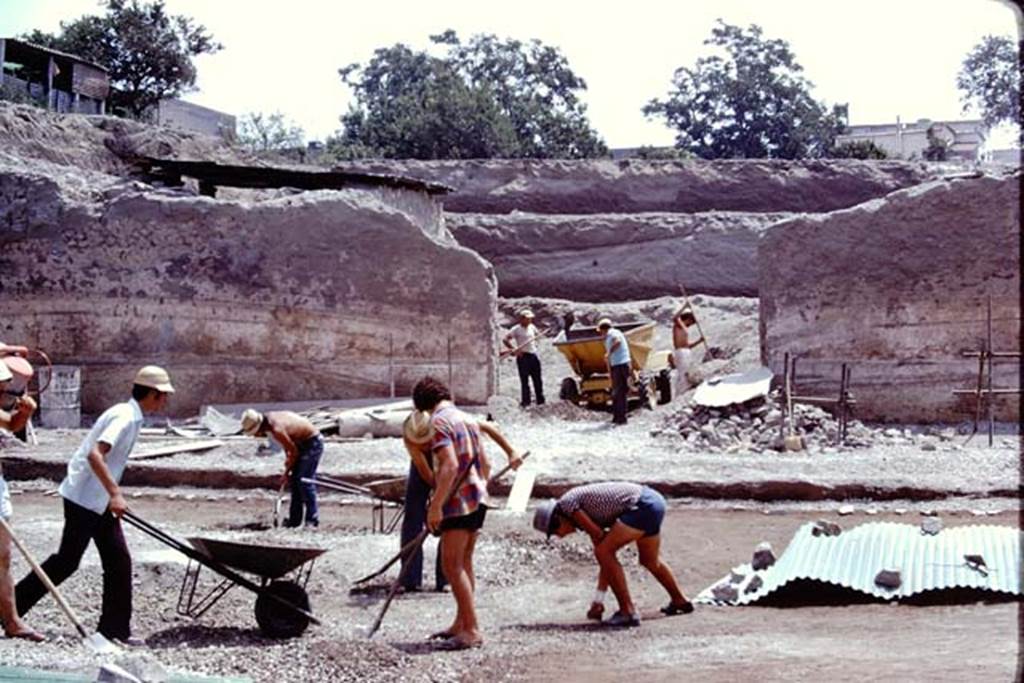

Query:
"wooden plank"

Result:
[[130, 439, 223, 460]]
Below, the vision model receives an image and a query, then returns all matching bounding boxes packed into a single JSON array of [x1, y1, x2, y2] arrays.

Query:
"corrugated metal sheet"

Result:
[[695, 522, 1022, 605]]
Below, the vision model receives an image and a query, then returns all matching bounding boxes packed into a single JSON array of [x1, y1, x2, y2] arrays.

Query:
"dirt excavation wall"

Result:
[[0, 161, 496, 417], [338, 158, 943, 299], [759, 172, 1021, 422], [335, 158, 939, 214], [448, 211, 794, 300]]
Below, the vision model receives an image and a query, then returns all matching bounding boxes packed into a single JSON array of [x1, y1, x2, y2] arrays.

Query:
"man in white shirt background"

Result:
[[15, 366, 174, 646], [503, 309, 545, 408]]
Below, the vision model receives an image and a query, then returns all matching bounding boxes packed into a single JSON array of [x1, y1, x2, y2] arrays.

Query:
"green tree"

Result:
[[643, 20, 847, 159], [828, 140, 889, 160], [237, 111, 305, 152], [330, 44, 518, 159], [957, 35, 1021, 134], [330, 32, 606, 160], [23, 0, 220, 118]]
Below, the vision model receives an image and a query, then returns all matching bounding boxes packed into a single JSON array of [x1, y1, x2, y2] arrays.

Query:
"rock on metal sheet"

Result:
[[696, 521, 1022, 605], [692, 366, 773, 407]]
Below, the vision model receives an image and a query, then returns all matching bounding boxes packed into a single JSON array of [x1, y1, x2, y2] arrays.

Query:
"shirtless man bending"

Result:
[[241, 409, 323, 528]]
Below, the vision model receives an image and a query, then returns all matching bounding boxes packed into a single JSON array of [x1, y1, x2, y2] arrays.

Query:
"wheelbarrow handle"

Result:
[[122, 511, 322, 627], [304, 477, 373, 497]]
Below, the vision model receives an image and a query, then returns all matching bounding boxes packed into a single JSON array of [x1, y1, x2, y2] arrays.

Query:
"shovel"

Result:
[[0, 517, 121, 656], [355, 452, 531, 586], [783, 363, 804, 452], [272, 481, 287, 528]]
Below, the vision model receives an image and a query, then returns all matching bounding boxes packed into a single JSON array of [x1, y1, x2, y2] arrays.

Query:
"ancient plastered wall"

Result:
[[0, 168, 496, 416], [759, 173, 1020, 422], [335, 158, 940, 214], [447, 211, 794, 301]]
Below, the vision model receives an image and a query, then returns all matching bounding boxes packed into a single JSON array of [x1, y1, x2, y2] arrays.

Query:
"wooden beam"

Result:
[[45, 56, 55, 111]]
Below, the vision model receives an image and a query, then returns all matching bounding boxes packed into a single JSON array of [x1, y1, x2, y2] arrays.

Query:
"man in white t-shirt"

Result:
[[503, 309, 545, 408], [15, 366, 174, 646]]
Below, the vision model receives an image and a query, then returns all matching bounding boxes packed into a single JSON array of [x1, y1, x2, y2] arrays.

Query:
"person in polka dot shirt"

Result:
[[533, 482, 694, 627]]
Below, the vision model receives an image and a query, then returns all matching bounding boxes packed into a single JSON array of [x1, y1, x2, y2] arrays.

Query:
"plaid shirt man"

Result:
[[429, 405, 489, 518]]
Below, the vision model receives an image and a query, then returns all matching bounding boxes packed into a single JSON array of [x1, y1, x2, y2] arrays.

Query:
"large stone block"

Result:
[[759, 173, 1020, 422], [0, 163, 496, 416], [448, 211, 794, 300], [335, 158, 940, 215]]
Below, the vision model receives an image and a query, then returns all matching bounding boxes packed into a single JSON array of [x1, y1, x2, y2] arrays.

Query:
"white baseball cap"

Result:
[[133, 365, 175, 393]]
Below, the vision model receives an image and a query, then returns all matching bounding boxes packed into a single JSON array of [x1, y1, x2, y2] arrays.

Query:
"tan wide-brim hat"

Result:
[[240, 408, 263, 436], [519, 309, 535, 319], [403, 410, 435, 445], [596, 317, 612, 330], [0, 360, 11, 383], [133, 365, 175, 393]]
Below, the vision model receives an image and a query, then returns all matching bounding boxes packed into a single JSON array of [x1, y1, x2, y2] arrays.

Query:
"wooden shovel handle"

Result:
[[0, 517, 87, 637]]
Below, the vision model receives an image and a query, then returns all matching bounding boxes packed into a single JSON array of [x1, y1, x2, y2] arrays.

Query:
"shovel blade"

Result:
[[506, 469, 536, 513], [96, 662, 140, 682], [84, 631, 123, 656]]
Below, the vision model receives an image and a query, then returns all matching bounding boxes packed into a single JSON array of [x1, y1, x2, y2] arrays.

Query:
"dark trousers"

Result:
[[16, 498, 133, 640], [610, 363, 630, 424], [289, 435, 323, 526], [516, 352, 545, 407], [399, 463, 446, 590]]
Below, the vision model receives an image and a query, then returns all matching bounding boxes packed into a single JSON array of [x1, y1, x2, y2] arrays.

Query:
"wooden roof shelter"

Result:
[[138, 157, 453, 197]]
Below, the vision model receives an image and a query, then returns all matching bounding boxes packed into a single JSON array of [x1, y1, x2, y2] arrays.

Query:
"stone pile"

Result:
[[659, 391, 969, 454]]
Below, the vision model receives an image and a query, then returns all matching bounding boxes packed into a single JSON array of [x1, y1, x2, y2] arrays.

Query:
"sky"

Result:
[[1, 0, 1021, 148]]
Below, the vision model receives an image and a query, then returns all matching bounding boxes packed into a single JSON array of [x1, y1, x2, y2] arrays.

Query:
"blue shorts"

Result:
[[617, 487, 666, 537]]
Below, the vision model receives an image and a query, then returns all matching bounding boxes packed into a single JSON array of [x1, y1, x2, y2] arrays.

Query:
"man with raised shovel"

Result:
[[14, 366, 175, 648]]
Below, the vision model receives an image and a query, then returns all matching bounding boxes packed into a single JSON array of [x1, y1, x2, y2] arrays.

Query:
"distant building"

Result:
[[0, 38, 109, 114], [835, 118, 987, 161], [155, 98, 236, 140], [988, 148, 1021, 166]]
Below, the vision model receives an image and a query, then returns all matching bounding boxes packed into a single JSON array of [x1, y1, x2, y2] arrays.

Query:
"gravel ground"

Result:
[[0, 494, 1017, 682], [7, 403, 1018, 501]]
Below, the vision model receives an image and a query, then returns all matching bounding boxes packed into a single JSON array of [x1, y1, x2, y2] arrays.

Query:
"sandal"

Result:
[[605, 611, 641, 628], [436, 636, 483, 650], [660, 601, 695, 616], [427, 630, 454, 640]]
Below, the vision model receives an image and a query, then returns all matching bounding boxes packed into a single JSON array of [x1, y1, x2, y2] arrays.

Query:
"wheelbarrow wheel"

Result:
[[656, 369, 672, 404], [254, 580, 311, 639], [559, 377, 580, 403]]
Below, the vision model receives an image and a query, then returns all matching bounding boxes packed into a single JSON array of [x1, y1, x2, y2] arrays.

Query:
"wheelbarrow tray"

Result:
[[187, 536, 327, 580], [554, 321, 657, 377]]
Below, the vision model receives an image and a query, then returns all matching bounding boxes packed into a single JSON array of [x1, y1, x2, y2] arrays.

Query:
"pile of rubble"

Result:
[[658, 392, 967, 454]]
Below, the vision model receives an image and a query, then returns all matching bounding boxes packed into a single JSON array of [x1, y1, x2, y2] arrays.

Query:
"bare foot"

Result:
[[5, 624, 46, 643]]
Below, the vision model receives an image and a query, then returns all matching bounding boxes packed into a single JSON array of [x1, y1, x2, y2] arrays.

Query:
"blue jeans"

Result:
[[617, 487, 666, 537], [288, 435, 322, 526], [400, 462, 446, 590]]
